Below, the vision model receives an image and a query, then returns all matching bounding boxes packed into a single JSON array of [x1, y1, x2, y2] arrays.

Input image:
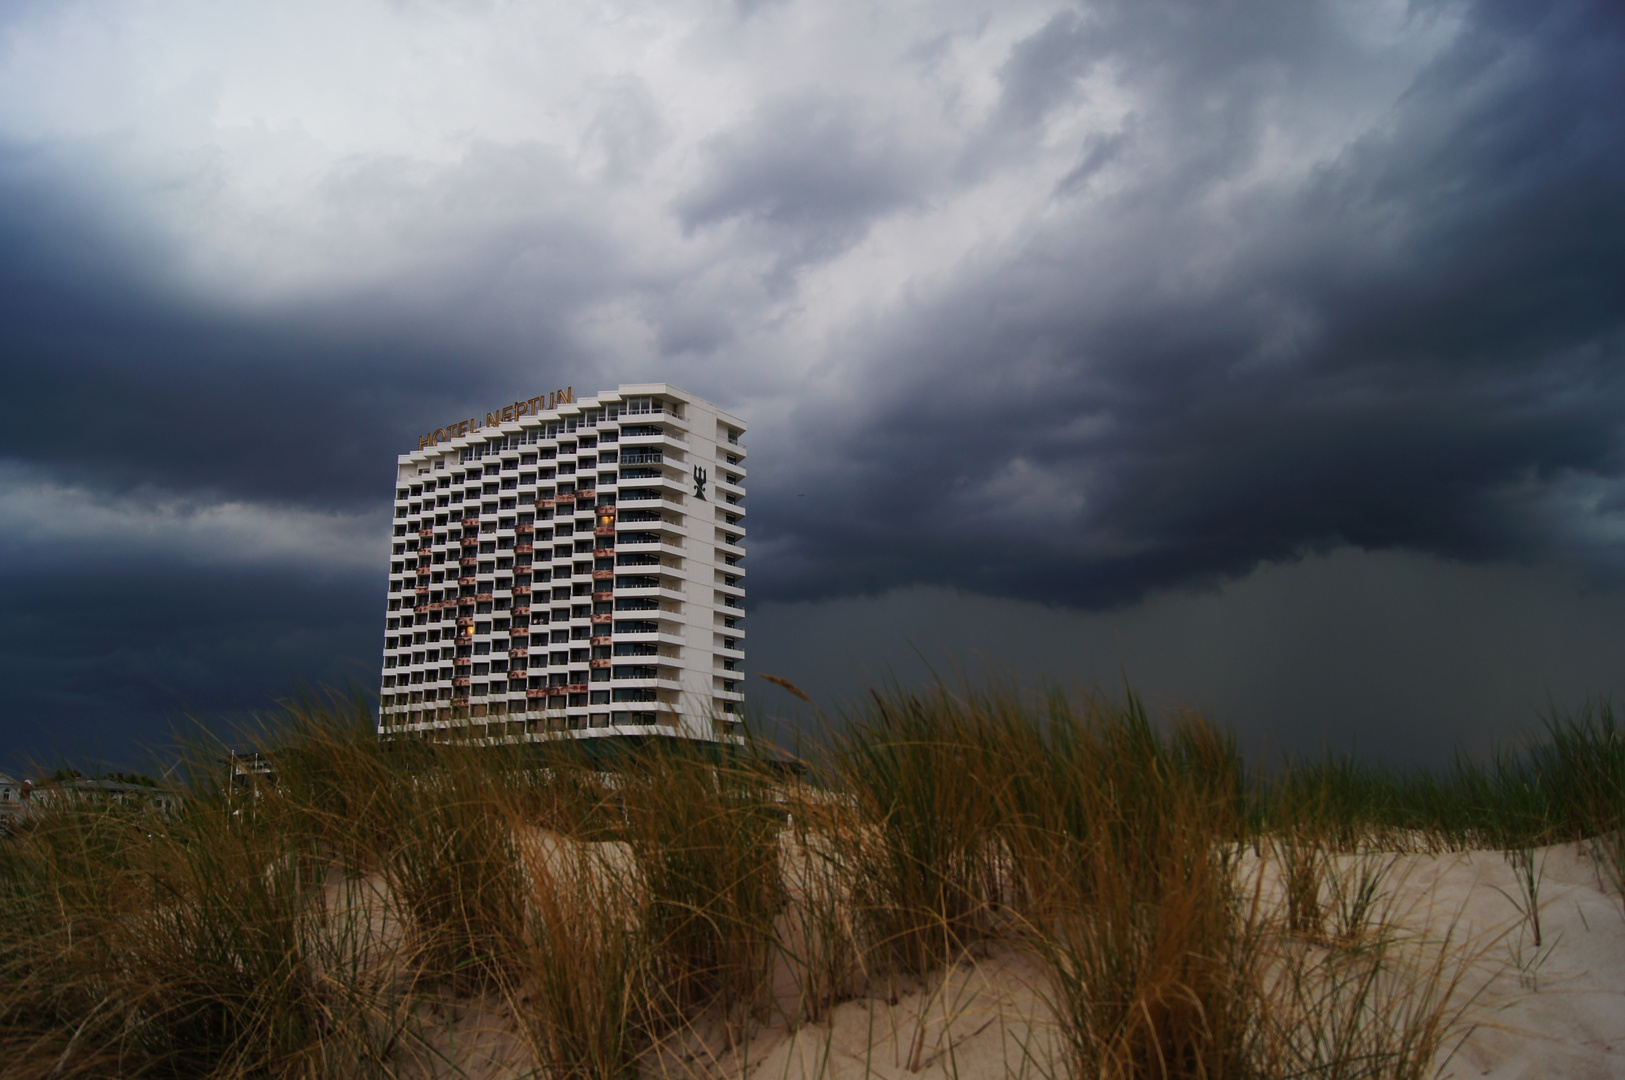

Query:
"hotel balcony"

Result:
[[617, 429, 686, 451], [616, 536, 685, 554], [615, 582, 685, 603], [610, 628, 687, 647], [612, 676, 685, 693]]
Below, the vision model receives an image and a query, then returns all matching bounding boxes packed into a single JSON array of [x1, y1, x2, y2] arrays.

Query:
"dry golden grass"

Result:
[[6, 685, 1620, 1079]]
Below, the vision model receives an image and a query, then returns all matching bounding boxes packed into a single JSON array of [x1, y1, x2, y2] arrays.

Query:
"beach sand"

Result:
[[385, 840, 1625, 1080]]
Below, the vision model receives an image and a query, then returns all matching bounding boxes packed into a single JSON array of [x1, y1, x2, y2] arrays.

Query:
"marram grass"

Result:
[[2, 686, 1621, 1080]]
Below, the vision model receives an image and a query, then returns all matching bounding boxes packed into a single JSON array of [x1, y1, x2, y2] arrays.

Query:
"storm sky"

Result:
[[2, 0, 1622, 772]]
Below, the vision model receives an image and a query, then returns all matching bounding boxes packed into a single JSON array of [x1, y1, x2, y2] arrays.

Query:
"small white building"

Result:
[[0, 772, 32, 824], [379, 383, 747, 744]]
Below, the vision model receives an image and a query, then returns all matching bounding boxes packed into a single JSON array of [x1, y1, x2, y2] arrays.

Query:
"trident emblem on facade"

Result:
[[693, 465, 707, 499]]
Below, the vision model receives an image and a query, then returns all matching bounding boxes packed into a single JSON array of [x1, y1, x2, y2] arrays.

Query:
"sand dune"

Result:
[[387, 840, 1625, 1080]]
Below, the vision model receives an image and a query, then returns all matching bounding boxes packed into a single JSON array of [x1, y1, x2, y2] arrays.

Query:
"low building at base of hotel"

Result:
[[0, 773, 180, 825], [379, 383, 747, 745], [0, 773, 31, 826]]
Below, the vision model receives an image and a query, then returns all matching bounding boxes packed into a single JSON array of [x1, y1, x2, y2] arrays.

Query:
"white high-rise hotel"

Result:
[[377, 384, 746, 742]]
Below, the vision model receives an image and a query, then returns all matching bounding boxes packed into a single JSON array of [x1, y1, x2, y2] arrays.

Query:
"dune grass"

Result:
[[2, 686, 1622, 1079]]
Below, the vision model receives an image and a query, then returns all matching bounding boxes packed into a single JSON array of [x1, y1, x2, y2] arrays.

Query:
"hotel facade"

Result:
[[377, 384, 746, 743]]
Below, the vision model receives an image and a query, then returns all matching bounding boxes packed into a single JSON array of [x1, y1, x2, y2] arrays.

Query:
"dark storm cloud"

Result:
[[676, 94, 933, 279], [757, 0, 1625, 609], [0, 563, 381, 773], [747, 551, 1625, 768], [0, 141, 606, 508]]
